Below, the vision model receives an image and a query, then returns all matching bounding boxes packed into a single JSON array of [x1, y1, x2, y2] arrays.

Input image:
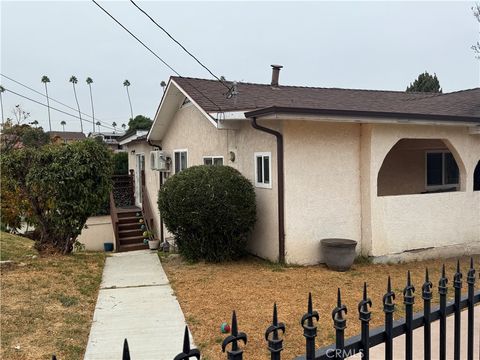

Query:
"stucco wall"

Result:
[[367, 124, 480, 257], [77, 216, 115, 251], [283, 121, 362, 265]]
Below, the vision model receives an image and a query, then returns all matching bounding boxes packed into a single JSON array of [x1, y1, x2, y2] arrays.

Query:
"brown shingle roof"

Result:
[[172, 77, 480, 122], [48, 131, 86, 140]]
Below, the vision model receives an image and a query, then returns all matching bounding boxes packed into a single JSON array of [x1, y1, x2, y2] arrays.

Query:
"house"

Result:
[[48, 131, 86, 144], [88, 131, 125, 151], [125, 66, 480, 264]]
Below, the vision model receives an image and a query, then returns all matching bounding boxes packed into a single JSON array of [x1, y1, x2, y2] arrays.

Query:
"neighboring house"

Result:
[[48, 131, 86, 144], [88, 131, 125, 151], [131, 66, 479, 265]]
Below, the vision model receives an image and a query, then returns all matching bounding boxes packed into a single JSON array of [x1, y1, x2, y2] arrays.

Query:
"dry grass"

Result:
[[1, 232, 105, 360], [162, 254, 479, 360]]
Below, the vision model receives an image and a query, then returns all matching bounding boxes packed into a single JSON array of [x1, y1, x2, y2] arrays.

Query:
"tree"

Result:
[[86, 77, 95, 133], [69, 76, 83, 133], [0, 139, 113, 253], [112, 121, 117, 132], [41, 75, 52, 132], [121, 123, 126, 131], [406, 72, 442, 93], [96, 121, 101, 133], [0, 85, 4, 127], [158, 165, 256, 262], [473, 3, 480, 58], [1, 123, 50, 151], [160, 80, 166, 93], [11, 104, 30, 125], [60, 120, 66, 132], [123, 80, 134, 120], [127, 115, 152, 132], [30, 120, 39, 128]]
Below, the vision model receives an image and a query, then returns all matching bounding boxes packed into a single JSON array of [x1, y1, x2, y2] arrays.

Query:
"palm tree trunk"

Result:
[[62, 124, 65, 132], [0, 92, 4, 127], [126, 86, 133, 119], [88, 83, 95, 133], [72, 84, 83, 133], [44, 83, 52, 132]]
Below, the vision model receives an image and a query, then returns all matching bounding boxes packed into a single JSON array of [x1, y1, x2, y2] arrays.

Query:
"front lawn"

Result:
[[0, 232, 105, 359], [162, 254, 479, 360]]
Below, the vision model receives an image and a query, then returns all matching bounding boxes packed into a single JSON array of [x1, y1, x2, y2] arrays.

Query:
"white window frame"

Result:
[[254, 152, 272, 189], [203, 156, 224, 166], [425, 150, 459, 191], [173, 149, 188, 174]]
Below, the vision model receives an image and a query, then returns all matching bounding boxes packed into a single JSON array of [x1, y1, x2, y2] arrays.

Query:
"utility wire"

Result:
[[3, 87, 116, 131], [0, 73, 117, 130], [91, 0, 224, 113], [130, 0, 231, 91]]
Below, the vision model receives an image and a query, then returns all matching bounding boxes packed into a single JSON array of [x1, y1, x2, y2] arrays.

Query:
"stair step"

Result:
[[119, 235, 145, 245], [118, 243, 149, 252], [118, 216, 143, 224], [118, 211, 141, 218], [119, 229, 144, 236], [118, 223, 144, 231]]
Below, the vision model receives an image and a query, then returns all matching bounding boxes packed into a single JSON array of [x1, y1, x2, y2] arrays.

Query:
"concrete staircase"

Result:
[[117, 208, 149, 252]]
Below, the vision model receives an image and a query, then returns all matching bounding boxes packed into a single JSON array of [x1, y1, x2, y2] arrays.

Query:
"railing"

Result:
[[112, 174, 135, 207], [140, 170, 156, 238], [109, 191, 120, 251], [51, 259, 479, 360]]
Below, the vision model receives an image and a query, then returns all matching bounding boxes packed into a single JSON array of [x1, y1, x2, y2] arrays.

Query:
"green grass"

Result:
[[0, 231, 37, 261]]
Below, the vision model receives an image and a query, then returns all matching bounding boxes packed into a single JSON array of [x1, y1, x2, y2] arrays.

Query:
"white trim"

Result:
[[202, 155, 224, 165], [119, 130, 149, 145], [425, 150, 459, 191], [135, 153, 145, 207], [254, 152, 272, 189], [173, 148, 188, 174]]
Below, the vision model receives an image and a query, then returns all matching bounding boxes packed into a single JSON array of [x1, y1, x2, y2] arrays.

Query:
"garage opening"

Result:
[[378, 139, 464, 196]]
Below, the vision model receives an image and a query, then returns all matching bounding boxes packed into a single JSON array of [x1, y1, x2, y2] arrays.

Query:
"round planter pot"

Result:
[[103, 242, 114, 252], [321, 238, 357, 272], [148, 239, 160, 250]]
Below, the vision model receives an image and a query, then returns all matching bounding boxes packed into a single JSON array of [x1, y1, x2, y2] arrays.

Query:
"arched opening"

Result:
[[474, 161, 480, 191], [378, 138, 464, 196]]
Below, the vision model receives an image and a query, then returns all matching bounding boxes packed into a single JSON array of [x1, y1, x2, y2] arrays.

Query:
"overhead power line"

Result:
[[2, 87, 116, 131], [91, 0, 224, 112], [0, 73, 123, 130], [130, 0, 231, 91]]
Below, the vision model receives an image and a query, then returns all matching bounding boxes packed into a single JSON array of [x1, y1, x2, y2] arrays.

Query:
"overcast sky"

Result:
[[1, 1, 479, 133]]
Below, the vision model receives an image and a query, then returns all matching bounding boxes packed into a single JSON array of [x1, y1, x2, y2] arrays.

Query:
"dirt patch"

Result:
[[1, 232, 105, 360], [162, 254, 479, 360]]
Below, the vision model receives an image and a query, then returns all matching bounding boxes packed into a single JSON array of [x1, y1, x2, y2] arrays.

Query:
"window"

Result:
[[426, 151, 459, 189], [203, 156, 224, 166], [174, 150, 188, 173], [254, 152, 271, 188]]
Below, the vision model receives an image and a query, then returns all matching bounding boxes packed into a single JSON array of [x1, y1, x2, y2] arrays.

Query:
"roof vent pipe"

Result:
[[271, 64, 283, 86]]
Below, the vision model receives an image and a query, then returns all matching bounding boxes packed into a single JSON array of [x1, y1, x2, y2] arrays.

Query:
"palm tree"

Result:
[[123, 80, 133, 120], [112, 121, 117, 132], [86, 77, 95, 133], [30, 120, 39, 128], [96, 121, 101, 133], [160, 80, 166, 93], [69, 76, 83, 133], [60, 120, 66, 132], [121, 123, 126, 131], [41, 76, 52, 132], [0, 85, 5, 127]]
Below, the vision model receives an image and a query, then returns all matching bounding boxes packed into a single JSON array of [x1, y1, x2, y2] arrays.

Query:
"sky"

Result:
[[1, 1, 479, 133]]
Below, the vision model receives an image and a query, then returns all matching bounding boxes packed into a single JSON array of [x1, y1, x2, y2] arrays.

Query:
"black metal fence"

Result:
[[53, 259, 479, 360]]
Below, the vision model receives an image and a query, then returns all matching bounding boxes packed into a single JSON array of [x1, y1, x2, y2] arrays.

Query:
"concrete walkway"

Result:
[[84, 250, 188, 359]]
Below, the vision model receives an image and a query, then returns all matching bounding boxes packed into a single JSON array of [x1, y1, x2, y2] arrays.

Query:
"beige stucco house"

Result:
[[122, 67, 480, 265]]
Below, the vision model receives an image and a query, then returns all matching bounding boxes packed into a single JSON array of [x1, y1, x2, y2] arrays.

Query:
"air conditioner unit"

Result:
[[150, 150, 169, 171]]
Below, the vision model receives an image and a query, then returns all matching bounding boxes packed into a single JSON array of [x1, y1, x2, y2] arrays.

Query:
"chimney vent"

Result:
[[271, 64, 283, 86]]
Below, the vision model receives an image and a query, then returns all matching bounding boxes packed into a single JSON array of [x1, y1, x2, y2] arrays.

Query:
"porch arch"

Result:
[[377, 138, 466, 196]]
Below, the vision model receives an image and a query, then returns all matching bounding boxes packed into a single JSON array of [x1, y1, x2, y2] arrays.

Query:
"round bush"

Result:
[[158, 165, 256, 262]]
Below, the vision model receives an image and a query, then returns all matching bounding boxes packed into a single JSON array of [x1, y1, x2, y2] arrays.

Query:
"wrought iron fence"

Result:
[[52, 259, 479, 360]]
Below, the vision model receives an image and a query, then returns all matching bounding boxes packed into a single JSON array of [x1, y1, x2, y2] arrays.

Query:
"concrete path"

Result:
[[84, 250, 188, 359]]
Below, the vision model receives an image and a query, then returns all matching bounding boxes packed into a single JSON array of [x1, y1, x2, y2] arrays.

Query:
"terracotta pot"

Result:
[[321, 238, 357, 272]]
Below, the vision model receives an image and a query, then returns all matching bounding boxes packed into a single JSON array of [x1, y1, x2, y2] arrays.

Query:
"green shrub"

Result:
[[113, 152, 128, 175], [0, 139, 112, 253], [158, 165, 256, 262]]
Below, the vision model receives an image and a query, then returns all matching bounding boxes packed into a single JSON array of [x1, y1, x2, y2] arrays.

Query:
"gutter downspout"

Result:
[[250, 117, 285, 264], [148, 139, 164, 244]]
